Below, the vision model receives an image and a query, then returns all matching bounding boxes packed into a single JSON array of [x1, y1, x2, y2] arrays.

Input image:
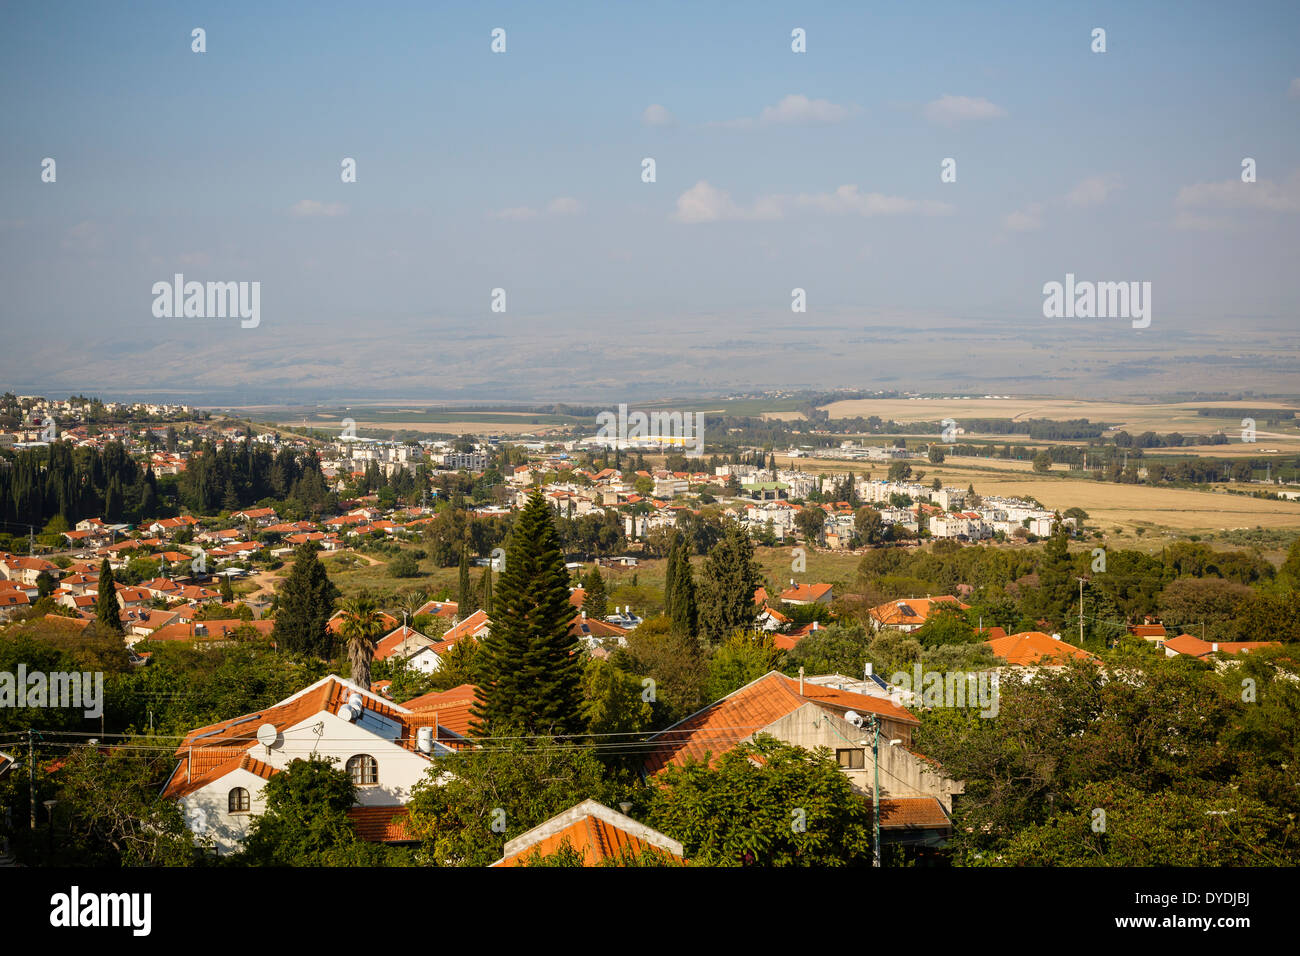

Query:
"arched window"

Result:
[[347, 754, 378, 786], [228, 787, 250, 813]]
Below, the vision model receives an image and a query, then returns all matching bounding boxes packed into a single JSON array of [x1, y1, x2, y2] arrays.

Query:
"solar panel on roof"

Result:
[[355, 708, 402, 741]]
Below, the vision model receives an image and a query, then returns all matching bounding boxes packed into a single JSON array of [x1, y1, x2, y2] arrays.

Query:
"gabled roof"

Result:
[[348, 806, 413, 843], [492, 800, 684, 867], [868, 596, 970, 627], [442, 608, 490, 643], [878, 796, 952, 830], [570, 615, 629, 639], [1128, 623, 1167, 639], [985, 631, 1094, 666], [415, 599, 459, 619], [642, 671, 918, 775], [374, 624, 434, 662], [401, 683, 477, 737], [779, 582, 833, 603], [163, 675, 429, 799], [1162, 634, 1282, 659]]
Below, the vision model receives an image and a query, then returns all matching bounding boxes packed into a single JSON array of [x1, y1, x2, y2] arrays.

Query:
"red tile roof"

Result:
[[985, 631, 1094, 666], [869, 596, 970, 627], [878, 796, 951, 830], [643, 671, 918, 775], [779, 582, 833, 603], [348, 806, 414, 843], [1162, 634, 1281, 659], [164, 676, 434, 799], [493, 800, 684, 867]]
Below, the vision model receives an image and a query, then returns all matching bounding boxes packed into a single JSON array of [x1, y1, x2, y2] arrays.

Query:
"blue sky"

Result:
[[2, 1, 1298, 401]]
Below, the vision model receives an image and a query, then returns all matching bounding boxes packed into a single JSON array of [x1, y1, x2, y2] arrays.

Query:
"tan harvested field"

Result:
[[818, 398, 1300, 434], [299, 418, 567, 436], [774, 451, 1300, 536]]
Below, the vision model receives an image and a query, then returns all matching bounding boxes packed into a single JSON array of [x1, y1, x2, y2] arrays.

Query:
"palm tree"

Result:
[[397, 589, 428, 626], [337, 592, 386, 691]]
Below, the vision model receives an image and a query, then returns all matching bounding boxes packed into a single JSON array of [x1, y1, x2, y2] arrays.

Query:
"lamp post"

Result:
[[43, 799, 57, 858]]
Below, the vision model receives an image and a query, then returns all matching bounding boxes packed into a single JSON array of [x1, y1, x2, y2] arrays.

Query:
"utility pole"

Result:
[[868, 715, 881, 868], [1078, 577, 1086, 646], [27, 730, 35, 830]]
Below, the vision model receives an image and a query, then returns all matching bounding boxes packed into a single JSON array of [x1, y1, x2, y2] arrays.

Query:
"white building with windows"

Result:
[[163, 676, 467, 853]]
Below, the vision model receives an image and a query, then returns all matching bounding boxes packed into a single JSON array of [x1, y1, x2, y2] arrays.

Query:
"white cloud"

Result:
[[642, 104, 675, 127], [672, 181, 952, 223], [786, 184, 953, 217], [490, 206, 539, 220], [923, 94, 1007, 126], [1065, 175, 1121, 207], [1175, 170, 1300, 213], [672, 181, 750, 223], [290, 199, 347, 217], [490, 197, 584, 220], [1004, 202, 1044, 232], [61, 220, 103, 251], [546, 196, 583, 215], [1289, 78, 1300, 99], [716, 94, 854, 129], [757, 94, 853, 125]]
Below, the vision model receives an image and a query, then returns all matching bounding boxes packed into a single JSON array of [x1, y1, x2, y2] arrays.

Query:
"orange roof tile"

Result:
[[643, 671, 918, 775], [348, 806, 414, 843], [985, 631, 1094, 666], [493, 801, 684, 866]]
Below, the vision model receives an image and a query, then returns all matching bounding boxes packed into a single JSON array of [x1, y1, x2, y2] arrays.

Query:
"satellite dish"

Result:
[[256, 723, 278, 749]]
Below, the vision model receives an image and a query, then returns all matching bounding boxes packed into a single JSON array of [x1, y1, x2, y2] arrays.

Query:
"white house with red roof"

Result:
[[163, 675, 467, 853], [641, 670, 962, 846]]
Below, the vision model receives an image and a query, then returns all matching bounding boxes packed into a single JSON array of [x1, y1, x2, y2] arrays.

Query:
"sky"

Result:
[[1, 1, 1298, 403]]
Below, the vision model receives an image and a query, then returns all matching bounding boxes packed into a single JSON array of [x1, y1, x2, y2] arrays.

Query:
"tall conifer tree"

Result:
[[271, 544, 340, 657], [583, 565, 608, 619], [95, 558, 123, 634], [471, 491, 584, 737], [696, 522, 762, 644], [458, 548, 473, 612]]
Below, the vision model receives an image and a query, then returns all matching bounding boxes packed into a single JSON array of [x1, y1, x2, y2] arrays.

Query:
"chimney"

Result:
[[580, 610, 586, 619], [798, 666, 804, 695], [1212, 643, 1219, 653]]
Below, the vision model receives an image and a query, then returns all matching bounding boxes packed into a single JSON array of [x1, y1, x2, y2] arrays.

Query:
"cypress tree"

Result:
[[94, 558, 123, 634], [670, 548, 697, 637], [664, 533, 679, 619], [459, 547, 474, 612], [584, 565, 608, 619], [271, 544, 340, 657], [479, 565, 493, 616], [471, 490, 584, 738], [696, 521, 763, 645]]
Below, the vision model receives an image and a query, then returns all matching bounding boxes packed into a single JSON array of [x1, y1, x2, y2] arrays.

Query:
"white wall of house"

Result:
[[268, 710, 433, 806], [177, 766, 270, 855], [762, 703, 962, 810]]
